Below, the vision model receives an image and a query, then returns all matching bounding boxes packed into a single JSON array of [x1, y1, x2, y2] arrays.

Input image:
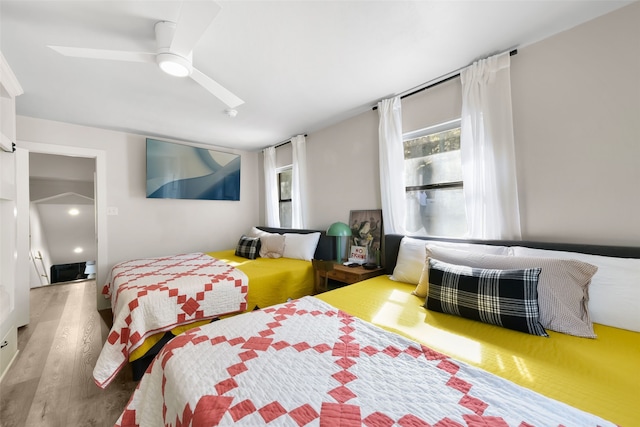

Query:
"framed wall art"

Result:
[[146, 138, 241, 201], [348, 209, 383, 265]]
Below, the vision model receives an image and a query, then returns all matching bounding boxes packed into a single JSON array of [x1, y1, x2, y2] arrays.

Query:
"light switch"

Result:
[[107, 207, 119, 216]]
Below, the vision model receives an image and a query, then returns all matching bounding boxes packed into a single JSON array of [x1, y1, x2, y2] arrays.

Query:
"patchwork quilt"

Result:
[[116, 296, 615, 426], [94, 252, 248, 389]]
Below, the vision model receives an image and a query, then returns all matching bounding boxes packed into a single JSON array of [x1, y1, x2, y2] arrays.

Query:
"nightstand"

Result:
[[317, 263, 385, 291]]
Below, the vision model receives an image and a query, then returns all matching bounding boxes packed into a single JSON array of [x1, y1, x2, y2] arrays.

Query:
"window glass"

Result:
[[403, 120, 466, 237], [279, 169, 292, 201], [278, 168, 292, 227]]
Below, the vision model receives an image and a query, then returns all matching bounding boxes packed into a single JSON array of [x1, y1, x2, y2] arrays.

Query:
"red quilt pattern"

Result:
[[93, 253, 248, 388], [115, 297, 615, 426]]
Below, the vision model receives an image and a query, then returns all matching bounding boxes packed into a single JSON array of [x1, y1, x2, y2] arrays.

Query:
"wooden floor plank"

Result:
[[0, 281, 138, 427]]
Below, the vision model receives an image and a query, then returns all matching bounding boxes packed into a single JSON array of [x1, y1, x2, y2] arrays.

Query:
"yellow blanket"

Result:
[[130, 250, 315, 361], [316, 275, 640, 427]]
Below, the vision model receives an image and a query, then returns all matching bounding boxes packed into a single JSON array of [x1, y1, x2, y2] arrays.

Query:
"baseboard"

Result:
[[0, 349, 19, 384]]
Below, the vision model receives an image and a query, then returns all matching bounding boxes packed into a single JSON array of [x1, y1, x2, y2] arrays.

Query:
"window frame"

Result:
[[277, 166, 292, 203], [403, 118, 463, 194], [402, 118, 465, 237], [276, 166, 292, 228]]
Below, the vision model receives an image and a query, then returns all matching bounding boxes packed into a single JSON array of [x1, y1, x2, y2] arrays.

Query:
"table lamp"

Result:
[[326, 222, 352, 263]]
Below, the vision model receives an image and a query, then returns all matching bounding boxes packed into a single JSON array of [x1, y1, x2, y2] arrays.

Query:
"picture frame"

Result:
[[348, 209, 383, 265], [146, 138, 241, 201]]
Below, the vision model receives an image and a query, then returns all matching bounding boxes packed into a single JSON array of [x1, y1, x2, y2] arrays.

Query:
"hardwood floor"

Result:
[[0, 280, 137, 427]]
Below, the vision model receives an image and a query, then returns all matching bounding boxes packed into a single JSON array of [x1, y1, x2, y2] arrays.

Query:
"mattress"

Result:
[[316, 275, 640, 427]]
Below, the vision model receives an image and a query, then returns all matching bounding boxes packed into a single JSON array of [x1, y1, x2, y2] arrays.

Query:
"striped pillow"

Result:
[[426, 259, 547, 336], [426, 246, 599, 338], [235, 235, 261, 260]]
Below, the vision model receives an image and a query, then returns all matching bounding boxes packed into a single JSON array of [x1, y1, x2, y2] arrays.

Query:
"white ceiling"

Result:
[[1, 0, 632, 152]]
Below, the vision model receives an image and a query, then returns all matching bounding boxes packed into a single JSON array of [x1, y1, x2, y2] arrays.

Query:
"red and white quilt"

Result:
[[94, 252, 248, 389], [116, 296, 615, 427]]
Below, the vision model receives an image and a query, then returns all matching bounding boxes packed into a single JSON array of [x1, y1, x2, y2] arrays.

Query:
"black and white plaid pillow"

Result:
[[425, 258, 547, 336], [235, 235, 261, 260]]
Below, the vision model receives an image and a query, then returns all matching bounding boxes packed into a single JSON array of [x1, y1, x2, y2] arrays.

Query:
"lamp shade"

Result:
[[326, 222, 352, 237], [327, 222, 352, 263]]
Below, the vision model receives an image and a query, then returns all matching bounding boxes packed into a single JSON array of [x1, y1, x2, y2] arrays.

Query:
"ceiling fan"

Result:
[[48, 0, 243, 109]]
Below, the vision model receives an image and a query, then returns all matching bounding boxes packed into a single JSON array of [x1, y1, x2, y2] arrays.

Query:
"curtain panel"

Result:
[[378, 96, 406, 235], [291, 135, 308, 229], [263, 146, 280, 227], [460, 51, 522, 240]]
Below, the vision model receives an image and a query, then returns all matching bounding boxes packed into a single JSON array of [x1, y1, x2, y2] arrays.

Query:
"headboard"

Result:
[[257, 226, 334, 261], [384, 234, 640, 275]]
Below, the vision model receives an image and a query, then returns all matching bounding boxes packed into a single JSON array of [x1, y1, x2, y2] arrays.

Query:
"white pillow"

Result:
[[390, 236, 512, 285], [259, 233, 285, 258], [249, 227, 270, 238], [283, 232, 321, 261], [513, 246, 640, 333], [247, 227, 286, 258], [390, 237, 428, 285]]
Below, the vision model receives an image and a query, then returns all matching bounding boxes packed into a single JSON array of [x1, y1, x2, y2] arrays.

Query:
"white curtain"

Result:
[[263, 146, 280, 227], [378, 96, 406, 235], [291, 134, 308, 228], [460, 52, 522, 240]]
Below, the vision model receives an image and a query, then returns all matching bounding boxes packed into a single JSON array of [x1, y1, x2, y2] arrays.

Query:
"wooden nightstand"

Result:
[[318, 263, 385, 290]]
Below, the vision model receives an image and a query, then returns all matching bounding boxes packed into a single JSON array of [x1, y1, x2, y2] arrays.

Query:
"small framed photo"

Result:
[[348, 209, 383, 265]]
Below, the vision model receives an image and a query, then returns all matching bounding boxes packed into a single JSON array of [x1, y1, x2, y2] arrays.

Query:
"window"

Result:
[[278, 167, 292, 228], [403, 119, 467, 237]]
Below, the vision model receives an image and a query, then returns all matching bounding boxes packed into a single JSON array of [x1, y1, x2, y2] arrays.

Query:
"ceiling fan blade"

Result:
[[170, 0, 221, 58], [49, 46, 155, 63], [191, 68, 244, 108]]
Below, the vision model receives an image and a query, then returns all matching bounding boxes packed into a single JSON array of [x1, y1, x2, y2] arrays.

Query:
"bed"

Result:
[[114, 234, 640, 426], [94, 227, 334, 388]]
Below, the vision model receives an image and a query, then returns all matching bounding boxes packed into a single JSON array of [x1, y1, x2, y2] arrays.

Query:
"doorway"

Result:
[[29, 152, 96, 288], [17, 141, 108, 320]]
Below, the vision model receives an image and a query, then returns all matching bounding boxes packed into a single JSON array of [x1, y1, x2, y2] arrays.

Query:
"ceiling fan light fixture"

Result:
[[157, 52, 192, 77]]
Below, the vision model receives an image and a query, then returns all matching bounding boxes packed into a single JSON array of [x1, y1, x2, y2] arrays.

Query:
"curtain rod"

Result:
[[273, 134, 308, 149], [372, 49, 518, 111]]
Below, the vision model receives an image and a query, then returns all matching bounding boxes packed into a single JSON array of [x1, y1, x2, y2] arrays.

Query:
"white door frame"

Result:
[[17, 140, 108, 310]]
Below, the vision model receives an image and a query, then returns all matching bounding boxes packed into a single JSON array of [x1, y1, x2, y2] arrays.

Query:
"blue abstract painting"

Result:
[[146, 138, 241, 201]]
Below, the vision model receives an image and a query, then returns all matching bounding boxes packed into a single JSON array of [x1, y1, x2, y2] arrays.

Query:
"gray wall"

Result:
[[272, 2, 639, 247]]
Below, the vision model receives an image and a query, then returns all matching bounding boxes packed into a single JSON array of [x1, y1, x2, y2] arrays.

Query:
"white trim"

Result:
[[17, 141, 109, 310], [403, 118, 461, 140], [0, 51, 24, 97]]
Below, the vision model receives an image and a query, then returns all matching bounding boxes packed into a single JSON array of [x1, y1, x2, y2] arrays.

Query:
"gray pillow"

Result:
[[427, 246, 598, 338]]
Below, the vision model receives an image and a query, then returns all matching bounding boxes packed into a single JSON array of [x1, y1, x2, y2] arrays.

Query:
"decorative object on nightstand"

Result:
[[326, 222, 352, 263], [348, 209, 383, 265]]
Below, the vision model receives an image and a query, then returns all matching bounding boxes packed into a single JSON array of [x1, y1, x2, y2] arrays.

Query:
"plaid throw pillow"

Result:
[[426, 258, 547, 337], [235, 235, 261, 260]]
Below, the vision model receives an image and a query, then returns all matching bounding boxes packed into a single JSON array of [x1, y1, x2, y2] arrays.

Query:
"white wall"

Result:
[[290, 2, 640, 246], [17, 117, 260, 307]]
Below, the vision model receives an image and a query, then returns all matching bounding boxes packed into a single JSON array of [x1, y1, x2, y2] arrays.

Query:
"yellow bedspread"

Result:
[[130, 250, 315, 361], [316, 275, 640, 427]]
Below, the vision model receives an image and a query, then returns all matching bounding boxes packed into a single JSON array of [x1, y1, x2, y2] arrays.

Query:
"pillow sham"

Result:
[[259, 233, 286, 259], [283, 232, 321, 261], [513, 246, 640, 333], [426, 259, 547, 336], [426, 246, 599, 338], [392, 236, 513, 286], [247, 227, 286, 258], [235, 235, 261, 260]]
